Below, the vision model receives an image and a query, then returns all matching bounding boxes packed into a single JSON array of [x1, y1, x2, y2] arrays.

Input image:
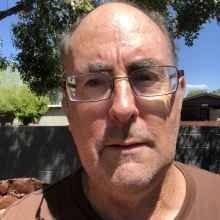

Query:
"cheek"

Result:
[[68, 102, 110, 170], [137, 96, 174, 122], [137, 95, 181, 148], [68, 102, 108, 149]]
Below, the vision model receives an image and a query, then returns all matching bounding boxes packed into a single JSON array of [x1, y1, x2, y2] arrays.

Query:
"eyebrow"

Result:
[[127, 58, 165, 72], [77, 58, 164, 74], [79, 63, 112, 73]]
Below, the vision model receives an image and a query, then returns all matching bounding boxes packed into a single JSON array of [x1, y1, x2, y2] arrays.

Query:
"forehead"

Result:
[[66, 3, 173, 73]]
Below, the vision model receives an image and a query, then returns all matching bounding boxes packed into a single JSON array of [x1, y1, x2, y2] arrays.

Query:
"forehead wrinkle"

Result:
[[68, 3, 173, 75], [109, 12, 145, 71]]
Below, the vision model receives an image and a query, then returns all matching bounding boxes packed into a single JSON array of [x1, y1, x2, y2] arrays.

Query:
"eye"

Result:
[[135, 73, 154, 81], [132, 70, 158, 84], [85, 77, 107, 87]]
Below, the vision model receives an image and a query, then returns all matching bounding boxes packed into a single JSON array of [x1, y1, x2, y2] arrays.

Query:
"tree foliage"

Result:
[[0, 38, 7, 70], [0, 70, 49, 125], [15, 86, 49, 124], [0, 71, 20, 116], [186, 89, 208, 97], [10, 0, 95, 95], [132, 0, 220, 46], [211, 88, 220, 95], [186, 88, 220, 97], [168, 0, 219, 45], [0, 0, 219, 95]]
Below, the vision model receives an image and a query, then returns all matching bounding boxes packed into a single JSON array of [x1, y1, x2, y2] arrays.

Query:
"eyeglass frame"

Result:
[[59, 66, 184, 103]]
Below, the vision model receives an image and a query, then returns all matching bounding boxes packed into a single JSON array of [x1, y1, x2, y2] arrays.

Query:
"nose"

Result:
[[109, 78, 139, 123]]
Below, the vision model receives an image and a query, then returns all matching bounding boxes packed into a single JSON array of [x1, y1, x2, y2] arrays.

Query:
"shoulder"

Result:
[[175, 162, 220, 218], [0, 188, 50, 219], [175, 161, 220, 196], [175, 161, 220, 182], [0, 170, 81, 220]]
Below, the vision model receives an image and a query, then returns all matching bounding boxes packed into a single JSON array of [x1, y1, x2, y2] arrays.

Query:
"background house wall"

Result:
[[39, 105, 68, 126], [0, 126, 219, 184], [182, 107, 220, 121], [210, 109, 220, 121], [182, 94, 220, 121]]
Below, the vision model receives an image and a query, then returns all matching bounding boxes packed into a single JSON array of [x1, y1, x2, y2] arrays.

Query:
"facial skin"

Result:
[[61, 3, 186, 219]]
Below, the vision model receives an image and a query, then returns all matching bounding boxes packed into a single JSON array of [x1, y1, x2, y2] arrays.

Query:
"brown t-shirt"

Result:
[[0, 162, 219, 220]]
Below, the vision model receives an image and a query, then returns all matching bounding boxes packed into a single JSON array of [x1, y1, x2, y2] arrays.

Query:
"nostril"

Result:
[[109, 100, 139, 123]]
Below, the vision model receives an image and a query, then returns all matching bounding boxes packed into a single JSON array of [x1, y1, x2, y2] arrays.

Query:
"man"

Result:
[[0, 2, 219, 220]]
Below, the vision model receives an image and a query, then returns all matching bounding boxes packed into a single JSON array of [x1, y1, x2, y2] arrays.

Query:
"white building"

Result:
[[39, 105, 68, 126]]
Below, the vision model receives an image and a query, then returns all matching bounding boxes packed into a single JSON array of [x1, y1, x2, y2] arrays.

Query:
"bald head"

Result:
[[75, 3, 157, 34], [72, 3, 164, 47], [59, 2, 177, 73]]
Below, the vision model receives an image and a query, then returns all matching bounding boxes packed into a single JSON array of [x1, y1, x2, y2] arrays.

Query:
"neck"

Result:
[[82, 163, 186, 220]]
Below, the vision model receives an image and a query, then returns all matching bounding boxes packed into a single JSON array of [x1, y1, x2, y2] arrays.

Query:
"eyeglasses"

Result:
[[59, 66, 184, 102]]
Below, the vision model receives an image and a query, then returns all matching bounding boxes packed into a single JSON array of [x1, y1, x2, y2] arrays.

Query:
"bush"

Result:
[[0, 70, 49, 125], [16, 86, 49, 125]]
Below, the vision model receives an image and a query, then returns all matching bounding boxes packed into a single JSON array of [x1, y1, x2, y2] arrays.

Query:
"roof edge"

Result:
[[184, 93, 220, 101]]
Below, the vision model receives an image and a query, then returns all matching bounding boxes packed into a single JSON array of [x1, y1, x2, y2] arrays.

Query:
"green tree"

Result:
[[16, 86, 49, 125], [0, 38, 7, 70], [0, 70, 49, 125], [0, 0, 219, 94], [0, 70, 20, 116], [11, 0, 95, 95], [186, 89, 208, 97], [211, 88, 220, 95], [134, 0, 220, 46]]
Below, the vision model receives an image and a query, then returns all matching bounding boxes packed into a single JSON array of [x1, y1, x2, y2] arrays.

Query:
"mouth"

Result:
[[108, 143, 143, 149], [105, 142, 149, 154]]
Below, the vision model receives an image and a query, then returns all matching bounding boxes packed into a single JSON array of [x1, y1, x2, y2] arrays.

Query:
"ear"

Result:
[[58, 87, 65, 95], [61, 96, 74, 133], [59, 88, 71, 119], [179, 76, 186, 100], [177, 76, 186, 110]]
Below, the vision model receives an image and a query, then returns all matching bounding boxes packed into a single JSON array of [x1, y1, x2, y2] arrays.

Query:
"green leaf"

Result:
[[85, 3, 94, 11]]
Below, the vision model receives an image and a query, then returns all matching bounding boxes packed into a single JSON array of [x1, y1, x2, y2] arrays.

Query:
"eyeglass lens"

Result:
[[65, 66, 178, 102]]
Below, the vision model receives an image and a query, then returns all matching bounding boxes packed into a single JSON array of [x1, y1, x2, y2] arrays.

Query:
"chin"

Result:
[[108, 162, 163, 190], [86, 150, 174, 191]]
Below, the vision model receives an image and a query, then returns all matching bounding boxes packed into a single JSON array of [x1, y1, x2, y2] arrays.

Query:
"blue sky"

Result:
[[0, 0, 220, 96]]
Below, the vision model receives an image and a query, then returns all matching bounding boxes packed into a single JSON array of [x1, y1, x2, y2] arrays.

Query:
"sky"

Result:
[[0, 0, 220, 96]]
